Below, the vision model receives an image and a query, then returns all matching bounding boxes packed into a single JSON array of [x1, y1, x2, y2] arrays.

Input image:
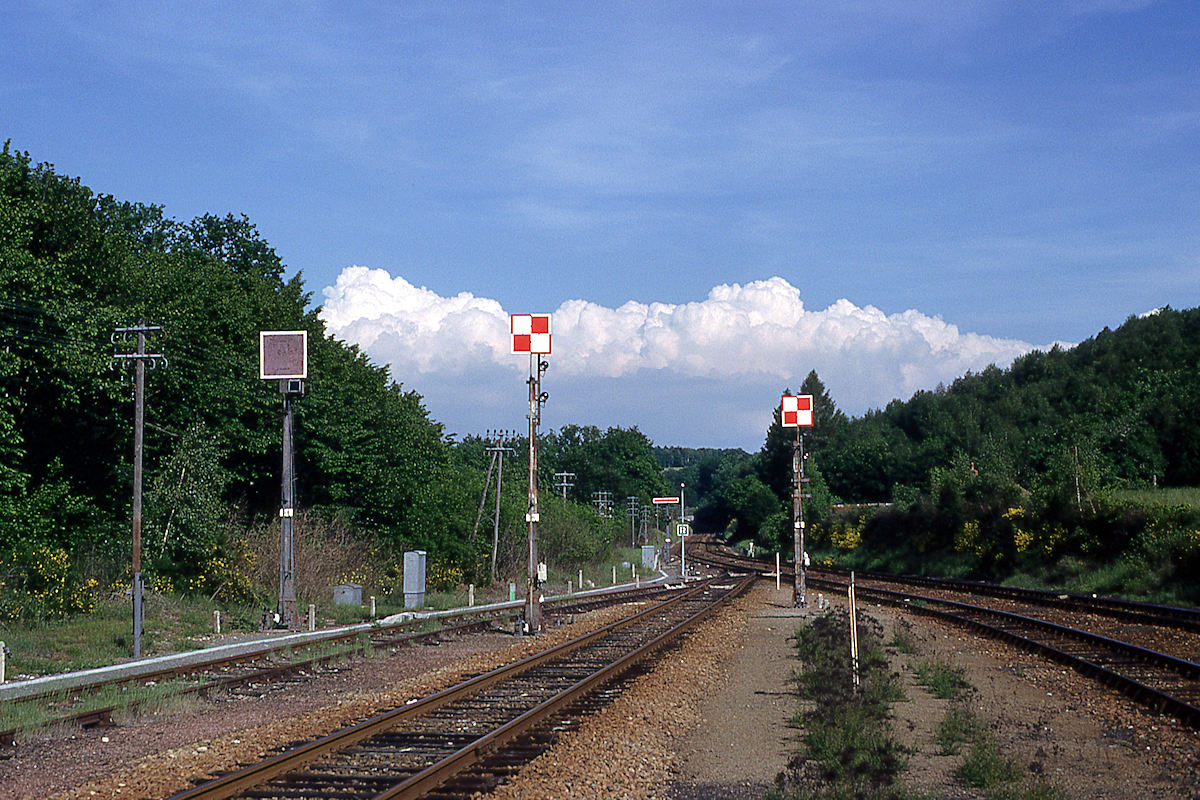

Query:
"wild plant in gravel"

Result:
[[770, 608, 909, 800], [935, 703, 984, 756], [912, 658, 971, 700], [886, 619, 918, 655], [949, 714, 1066, 800]]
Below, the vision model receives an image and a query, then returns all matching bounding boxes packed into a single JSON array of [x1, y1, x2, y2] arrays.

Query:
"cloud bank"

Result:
[[321, 267, 1042, 449]]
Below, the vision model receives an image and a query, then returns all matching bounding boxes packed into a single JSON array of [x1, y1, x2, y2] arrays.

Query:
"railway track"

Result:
[[0, 582, 679, 749], [692, 542, 1200, 728], [164, 574, 753, 800]]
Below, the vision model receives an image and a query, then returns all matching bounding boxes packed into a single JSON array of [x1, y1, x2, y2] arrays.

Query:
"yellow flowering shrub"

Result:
[[830, 520, 862, 551], [954, 520, 984, 556], [426, 556, 464, 591], [0, 544, 98, 620]]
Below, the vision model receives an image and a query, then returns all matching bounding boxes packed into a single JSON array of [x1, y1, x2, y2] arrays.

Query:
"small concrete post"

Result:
[[468, 584, 475, 606], [578, 569, 583, 590], [369, 596, 376, 618], [633, 565, 638, 587], [567, 580, 573, 595], [403, 550, 427, 609], [612, 565, 617, 585], [509, 582, 516, 602], [776, 553, 781, 591], [213, 610, 221, 635], [307, 604, 316, 632], [0, 641, 6, 684]]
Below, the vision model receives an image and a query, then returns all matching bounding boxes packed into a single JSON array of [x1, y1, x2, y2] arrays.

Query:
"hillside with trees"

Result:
[[689, 309, 1200, 604], [0, 144, 665, 621], [4, 140, 1198, 624]]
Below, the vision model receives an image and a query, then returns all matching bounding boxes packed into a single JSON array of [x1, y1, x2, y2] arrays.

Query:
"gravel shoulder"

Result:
[[5, 581, 1198, 800], [487, 581, 1200, 800]]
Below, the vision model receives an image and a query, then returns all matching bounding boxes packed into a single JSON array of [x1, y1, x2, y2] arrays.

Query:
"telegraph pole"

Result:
[[627, 496, 639, 547], [113, 322, 166, 659], [553, 471, 575, 499], [592, 490, 612, 517], [481, 430, 515, 583], [472, 444, 499, 544]]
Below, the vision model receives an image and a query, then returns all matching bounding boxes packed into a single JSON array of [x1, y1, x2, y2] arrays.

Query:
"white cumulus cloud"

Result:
[[320, 268, 1044, 448]]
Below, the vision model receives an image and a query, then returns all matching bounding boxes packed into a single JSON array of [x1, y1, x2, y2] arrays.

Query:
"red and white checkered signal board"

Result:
[[511, 314, 551, 354], [781, 394, 813, 427]]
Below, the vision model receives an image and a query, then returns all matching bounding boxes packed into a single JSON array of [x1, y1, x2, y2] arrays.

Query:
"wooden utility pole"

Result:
[[113, 322, 166, 658]]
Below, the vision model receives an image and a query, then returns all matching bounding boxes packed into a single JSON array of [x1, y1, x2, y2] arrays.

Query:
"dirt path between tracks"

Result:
[[6, 581, 1199, 799], [490, 581, 1200, 800]]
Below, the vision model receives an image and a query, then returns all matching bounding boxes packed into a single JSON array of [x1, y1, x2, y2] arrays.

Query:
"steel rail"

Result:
[[0, 584, 679, 749], [376, 575, 754, 800], [809, 577, 1200, 728], [690, 541, 1200, 632], [0, 619, 487, 749], [691, 543, 1200, 727], [166, 576, 749, 800]]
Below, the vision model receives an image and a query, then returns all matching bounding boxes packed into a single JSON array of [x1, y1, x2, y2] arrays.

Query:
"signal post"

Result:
[[781, 394, 813, 607], [511, 314, 551, 634], [260, 331, 308, 629]]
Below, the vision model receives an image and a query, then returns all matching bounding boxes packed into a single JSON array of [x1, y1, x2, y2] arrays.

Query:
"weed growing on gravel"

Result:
[[912, 659, 970, 700], [0, 677, 199, 742], [935, 704, 984, 755], [886, 619, 918, 655], [957, 732, 1019, 787], [947, 713, 1066, 800], [771, 608, 909, 800]]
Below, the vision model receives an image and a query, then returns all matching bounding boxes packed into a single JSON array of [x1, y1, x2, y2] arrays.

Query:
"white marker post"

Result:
[[849, 571, 860, 690], [678, 523, 690, 580]]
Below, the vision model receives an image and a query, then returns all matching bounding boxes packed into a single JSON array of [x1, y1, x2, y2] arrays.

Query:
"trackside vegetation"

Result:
[[0, 143, 669, 638], [660, 307, 1200, 606], [772, 609, 1066, 800], [3, 138, 1199, 669]]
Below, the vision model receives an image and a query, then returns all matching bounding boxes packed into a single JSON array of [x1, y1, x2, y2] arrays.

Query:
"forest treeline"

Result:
[[4, 142, 1199, 618], [0, 144, 669, 618], [662, 308, 1200, 603]]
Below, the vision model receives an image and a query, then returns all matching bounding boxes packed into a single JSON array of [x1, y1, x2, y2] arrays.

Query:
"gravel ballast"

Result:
[[4, 581, 1198, 799]]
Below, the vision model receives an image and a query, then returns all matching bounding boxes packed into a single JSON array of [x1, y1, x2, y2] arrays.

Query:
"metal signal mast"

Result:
[[781, 393, 814, 607], [511, 314, 551, 634]]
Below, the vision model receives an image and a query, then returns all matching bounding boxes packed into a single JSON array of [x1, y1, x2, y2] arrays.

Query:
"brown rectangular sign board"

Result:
[[259, 331, 308, 379]]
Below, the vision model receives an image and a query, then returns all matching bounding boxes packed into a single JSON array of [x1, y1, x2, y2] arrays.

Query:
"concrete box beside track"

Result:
[[334, 583, 362, 605], [404, 550, 426, 608]]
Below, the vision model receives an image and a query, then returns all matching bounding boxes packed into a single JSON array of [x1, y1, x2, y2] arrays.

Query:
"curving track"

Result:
[[0, 583, 681, 749], [691, 541, 1200, 728], [164, 574, 753, 800]]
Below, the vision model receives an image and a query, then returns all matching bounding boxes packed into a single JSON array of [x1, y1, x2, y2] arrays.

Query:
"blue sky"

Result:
[[4, 2, 1198, 448]]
